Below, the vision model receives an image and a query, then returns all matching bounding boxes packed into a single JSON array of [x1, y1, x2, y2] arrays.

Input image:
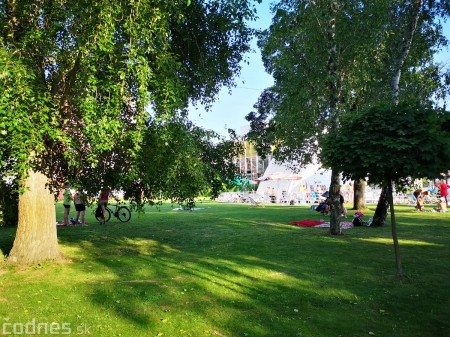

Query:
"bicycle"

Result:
[[95, 202, 131, 223]]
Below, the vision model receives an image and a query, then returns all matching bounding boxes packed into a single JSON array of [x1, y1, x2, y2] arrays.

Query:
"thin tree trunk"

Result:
[[325, 2, 342, 236], [8, 170, 60, 264], [387, 180, 403, 279], [329, 169, 342, 235], [390, 0, 423, 104], [353, 179, 366, 210], [374, 0, 423, 224]]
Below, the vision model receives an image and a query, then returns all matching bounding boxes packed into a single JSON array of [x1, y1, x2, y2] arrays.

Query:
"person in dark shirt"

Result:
[[352, 212, 364, 226]]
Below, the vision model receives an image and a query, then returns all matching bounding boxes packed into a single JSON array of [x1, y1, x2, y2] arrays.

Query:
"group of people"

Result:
[[314, 191, 369, 226], [413, 179, 449, 212], [62, 182, 111, 226], [315, 191, 347, 217], [62, 182, 87, 226]]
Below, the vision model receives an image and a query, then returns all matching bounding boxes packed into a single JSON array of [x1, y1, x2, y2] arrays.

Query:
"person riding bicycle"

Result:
[[98, 187, 111, 224]]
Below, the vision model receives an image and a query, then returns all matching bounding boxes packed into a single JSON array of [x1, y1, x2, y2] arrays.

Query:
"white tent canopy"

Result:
[[256, 160, 352, 204]]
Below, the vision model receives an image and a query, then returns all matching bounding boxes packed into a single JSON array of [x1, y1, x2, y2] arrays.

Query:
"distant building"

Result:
[[234, 139, 272, 182]]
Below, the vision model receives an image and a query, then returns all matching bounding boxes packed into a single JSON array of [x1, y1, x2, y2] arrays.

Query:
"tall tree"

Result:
[[0, 0, 258, 263], [246, 0, 392, 235], [321, 102, 450, 278], [368, 0, 450, 226], [247, 0, 449, 230]]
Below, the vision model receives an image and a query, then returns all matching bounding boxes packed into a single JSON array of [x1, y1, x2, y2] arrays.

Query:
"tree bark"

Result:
[[387, 180, 403, 279], [325, 2, 342, 236], [390, 0, 423, 105], [372, 186, 389, 227], [329, 169, 342, 235], [353, 179, 366, 210], [8, 170, 60, 264]]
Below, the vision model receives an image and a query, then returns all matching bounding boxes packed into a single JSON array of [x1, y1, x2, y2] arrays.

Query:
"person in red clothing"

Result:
[[438, 179, 450, 206], [98, 187, 111, 224]]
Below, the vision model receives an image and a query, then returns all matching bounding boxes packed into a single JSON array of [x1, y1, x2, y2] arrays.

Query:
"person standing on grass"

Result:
[[339, 191, 347, 218], [438, 179, 450, 206], [73, 187, 87, 225], [62, 181, 72, 226], [98, 187, 111, 224]]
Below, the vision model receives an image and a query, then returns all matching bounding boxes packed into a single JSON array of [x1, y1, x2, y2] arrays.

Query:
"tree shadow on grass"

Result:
[[0, 226, 16, 256], [4, 203, 449, 336], [55, 214, 440, 337]]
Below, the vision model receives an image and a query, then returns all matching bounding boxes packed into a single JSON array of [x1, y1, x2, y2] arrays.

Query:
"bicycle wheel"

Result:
[[96, 207, 111, 223], [116, 206, 131, 222]]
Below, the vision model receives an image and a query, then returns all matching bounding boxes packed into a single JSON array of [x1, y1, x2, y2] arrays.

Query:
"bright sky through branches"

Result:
[[189, 2, 450, 137]]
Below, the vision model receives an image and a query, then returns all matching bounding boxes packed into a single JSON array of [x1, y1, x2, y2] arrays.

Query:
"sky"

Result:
[[189, 2, 450, 137], [189, 1, 274, 136]]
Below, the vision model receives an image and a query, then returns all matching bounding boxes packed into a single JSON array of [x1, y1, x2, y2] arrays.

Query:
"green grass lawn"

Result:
[[0, 201, 449, 337]]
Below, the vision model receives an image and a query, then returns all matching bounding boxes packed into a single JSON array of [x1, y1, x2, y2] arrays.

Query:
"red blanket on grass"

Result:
[[289, 220, 325, 227], [289, 220, 354, 229]]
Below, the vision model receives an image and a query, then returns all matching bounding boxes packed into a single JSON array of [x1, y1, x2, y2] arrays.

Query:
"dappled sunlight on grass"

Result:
[[0, 202, 449, 336], [121, 237, 180, 256], [357, 238, 443, 246]]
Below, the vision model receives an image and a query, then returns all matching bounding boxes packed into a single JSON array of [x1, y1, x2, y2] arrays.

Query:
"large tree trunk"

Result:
[[387, 180, 403, 279], [372, 186, 389, 227], [329, 169, 342, 235], [8, 170, 60, 264], [353, 179, 366, 210]]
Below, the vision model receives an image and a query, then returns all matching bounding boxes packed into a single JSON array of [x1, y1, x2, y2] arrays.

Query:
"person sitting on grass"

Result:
[[415, 193, 427, 212], [436, 197, 447, 212], [315, 197, 331, 215], [352, 212, 365, 226]]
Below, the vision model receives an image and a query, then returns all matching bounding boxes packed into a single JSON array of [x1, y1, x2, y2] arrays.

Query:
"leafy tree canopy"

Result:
[[246, 0, 449, 164], [320, 102, 450, 187], [122, 118, 243, 208], [0, 0, 257, 197]]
